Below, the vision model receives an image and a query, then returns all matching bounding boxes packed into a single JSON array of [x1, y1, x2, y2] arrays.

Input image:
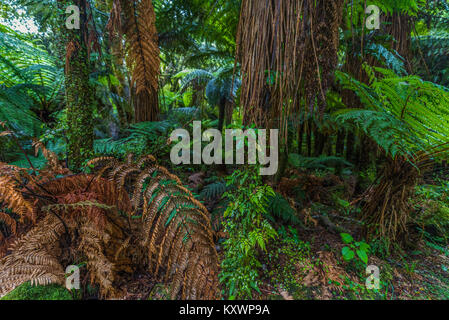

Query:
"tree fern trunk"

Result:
[[357, 134, 373, 171], [111, 36, 131, 127], [305, 120, 313, 157], [120, 0, 161, 123], [61, 0, 95, 170]]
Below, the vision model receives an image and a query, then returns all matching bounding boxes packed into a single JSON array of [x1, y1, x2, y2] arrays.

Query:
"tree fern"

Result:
[[178, 67, 240, 107], [94, 120, 174, 157], [178, 69, 214, 92], [335, 66, 449, 160], [0, 23, 62, 136]]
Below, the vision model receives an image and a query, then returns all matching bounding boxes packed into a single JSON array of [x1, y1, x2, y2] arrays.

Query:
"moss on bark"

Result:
[[61, 0, 95, 170]]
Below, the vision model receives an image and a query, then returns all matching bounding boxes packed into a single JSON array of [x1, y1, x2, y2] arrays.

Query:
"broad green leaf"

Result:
[[359, 242, 371, 252], [356, 249, 369, 264], [340, 233, 354, 244], [342, 247, 355, 261]]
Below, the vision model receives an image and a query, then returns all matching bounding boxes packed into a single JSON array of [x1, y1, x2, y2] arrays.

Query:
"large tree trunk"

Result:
[[236, 0, 344, 134], [385, 13, 413, 73]]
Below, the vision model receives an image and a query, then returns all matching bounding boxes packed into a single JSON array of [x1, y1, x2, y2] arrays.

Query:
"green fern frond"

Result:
[[336, 67, 449, 160], [200, 182, 227, 200], [266, 193, 299, 225]]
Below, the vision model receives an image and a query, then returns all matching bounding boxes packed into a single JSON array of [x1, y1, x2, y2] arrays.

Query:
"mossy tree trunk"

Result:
[[60, 0, 95, 170]]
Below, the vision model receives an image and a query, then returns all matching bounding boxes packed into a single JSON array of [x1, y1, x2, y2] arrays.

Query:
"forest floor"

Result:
[[190, 165, 449, 301], [2, 164, 449, 301], [250, 170, 449, 301], [256, 221, 449, 300]]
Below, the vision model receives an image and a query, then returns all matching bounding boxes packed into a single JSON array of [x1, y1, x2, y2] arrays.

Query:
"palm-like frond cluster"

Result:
[[0, 24, 62, 136], [336, 66, 449, 160]]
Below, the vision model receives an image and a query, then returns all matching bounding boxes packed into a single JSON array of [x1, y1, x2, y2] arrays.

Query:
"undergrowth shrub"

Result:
[[413, 180, 449, 244], [266, 193, 300, 225], [94, 121, 174, 160], [219, 168, 277, 299]]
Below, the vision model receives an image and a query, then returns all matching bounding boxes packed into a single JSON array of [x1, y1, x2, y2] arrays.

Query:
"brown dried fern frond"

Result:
[[0, 215, 66, 297], [32, 139, 67, 175], [90, 156, 219, 299], [0, 176, 34, 223], [0, 156, 218, 300], [0, 212, 17, 236], [0, 175, 136, 299]]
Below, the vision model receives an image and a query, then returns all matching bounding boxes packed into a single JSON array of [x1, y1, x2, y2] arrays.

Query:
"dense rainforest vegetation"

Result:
[[0, 0, 448, 301]]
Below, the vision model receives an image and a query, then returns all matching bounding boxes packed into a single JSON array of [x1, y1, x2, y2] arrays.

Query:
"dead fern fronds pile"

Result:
[[0, 154, 219, 300]]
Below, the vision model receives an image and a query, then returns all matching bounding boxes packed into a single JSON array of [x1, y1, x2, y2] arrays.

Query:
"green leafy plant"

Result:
[[1, 282, 73, 301], [413, 180, 449, 244], [340, 233, 370, 265], [219, 168, 277, 299], [333, 195, 352, 216], [94, 121, 174, 159], [335, 66, 449, 161]]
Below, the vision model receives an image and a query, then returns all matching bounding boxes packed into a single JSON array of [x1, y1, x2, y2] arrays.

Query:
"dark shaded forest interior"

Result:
[[0, 0, 449, 300]]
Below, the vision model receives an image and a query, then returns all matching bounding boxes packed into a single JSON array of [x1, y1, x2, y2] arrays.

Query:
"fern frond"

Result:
[[266, 193, 300, 224], [0, 155, 218, 300], [0, 176, 34, 223], [336, 68, 449, 160], [200, 182, 226, 200], [0, 212, 17, 235], [92, 156, 219, 299], [0, 215, 65, 297]]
